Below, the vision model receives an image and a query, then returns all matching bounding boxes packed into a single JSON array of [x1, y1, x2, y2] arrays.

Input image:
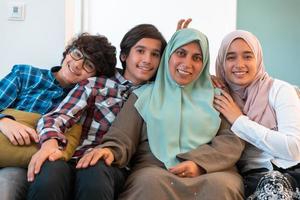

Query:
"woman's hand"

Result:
[[176, 18, 192, 31], [211, 75, 226, 89], [169, 160, 205, 178], [76, 147, 114, 169], [0, 117, 39, 145], [214, 90, 243, 124]]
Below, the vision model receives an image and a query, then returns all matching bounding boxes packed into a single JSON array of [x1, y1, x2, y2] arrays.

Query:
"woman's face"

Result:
[[168, 42, 203, 86], [224, 38, 257, 87]]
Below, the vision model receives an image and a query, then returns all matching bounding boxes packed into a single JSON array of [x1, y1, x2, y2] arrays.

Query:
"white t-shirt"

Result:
[[231, 79, 300, 173]]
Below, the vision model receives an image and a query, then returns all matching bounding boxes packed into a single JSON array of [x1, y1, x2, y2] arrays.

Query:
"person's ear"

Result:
[[120, 54, 127, 62]]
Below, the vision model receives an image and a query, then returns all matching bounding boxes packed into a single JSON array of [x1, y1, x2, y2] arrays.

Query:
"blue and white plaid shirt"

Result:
[[0, 65, 72, 119]]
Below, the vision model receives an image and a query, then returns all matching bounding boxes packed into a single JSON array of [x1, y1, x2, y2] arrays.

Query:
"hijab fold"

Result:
[[134, 28, 220, 168], [215, 30, 276, 129]]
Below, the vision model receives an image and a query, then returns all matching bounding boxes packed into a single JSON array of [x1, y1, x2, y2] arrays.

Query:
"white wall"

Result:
[[0, 0, 236, 78], [86, 0, 237, 74], [0, 0, 65, 78]]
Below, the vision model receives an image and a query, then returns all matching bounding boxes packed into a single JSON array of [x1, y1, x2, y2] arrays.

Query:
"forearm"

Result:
[[232, 115, 300, 161], [41, 138, 59, 149], [177, 128, 245, 173], [97, 94, 143, 167], [38, 85, 89, 145], [99, 126, 140, 167]]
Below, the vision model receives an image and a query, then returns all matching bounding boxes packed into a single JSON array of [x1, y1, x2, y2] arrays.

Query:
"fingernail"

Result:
[[214, 88, 222, 95]]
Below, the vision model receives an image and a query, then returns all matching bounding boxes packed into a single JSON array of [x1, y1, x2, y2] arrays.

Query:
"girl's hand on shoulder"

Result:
[[213, 90, 243, 124], [76, 147, 114, 169], [169, 160, 205, 178], [211, 75, 226, 89]]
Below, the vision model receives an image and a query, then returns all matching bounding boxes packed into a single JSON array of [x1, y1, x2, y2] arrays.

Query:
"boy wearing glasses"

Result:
[[27, 24, 167, 200], [0, 33, 117, 200]]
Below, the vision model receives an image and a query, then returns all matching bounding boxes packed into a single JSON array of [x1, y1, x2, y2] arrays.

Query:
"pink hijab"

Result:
[[215, 30, 277, 130]]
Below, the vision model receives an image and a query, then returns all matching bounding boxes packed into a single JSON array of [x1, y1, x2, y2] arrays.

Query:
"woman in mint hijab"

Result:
[[78, 28, 245, 199]]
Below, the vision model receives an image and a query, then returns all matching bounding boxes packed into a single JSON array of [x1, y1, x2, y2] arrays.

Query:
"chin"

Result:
[[138, 75, 150, 82], [233, 81, 249, 87], [175, 81, 187, 86]]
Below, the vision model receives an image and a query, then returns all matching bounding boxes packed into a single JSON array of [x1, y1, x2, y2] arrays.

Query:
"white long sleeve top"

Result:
[[232, 79, 300, 173]]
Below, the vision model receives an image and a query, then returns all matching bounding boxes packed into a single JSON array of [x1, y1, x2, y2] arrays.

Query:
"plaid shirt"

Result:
[[0, 65, 71, 119], [37, 71, 135, 159]]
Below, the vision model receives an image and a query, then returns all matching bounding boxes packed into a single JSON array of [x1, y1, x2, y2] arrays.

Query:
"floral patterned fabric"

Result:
[[247, 170, 300, 200]]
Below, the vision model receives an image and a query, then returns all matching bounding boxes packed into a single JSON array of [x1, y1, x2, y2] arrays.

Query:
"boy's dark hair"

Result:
[[62, 33, 117, 77], [119, 24, 167, 80]]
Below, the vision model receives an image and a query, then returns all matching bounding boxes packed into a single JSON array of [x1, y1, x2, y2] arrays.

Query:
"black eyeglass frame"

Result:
[[68, 47, 97, 73]]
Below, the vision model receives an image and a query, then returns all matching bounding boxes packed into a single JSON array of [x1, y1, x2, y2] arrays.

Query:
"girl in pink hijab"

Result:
[[214, 30, 300, 199]]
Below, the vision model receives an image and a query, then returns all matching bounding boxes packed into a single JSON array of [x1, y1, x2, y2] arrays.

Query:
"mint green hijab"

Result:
[[134, 28, 221, 168]]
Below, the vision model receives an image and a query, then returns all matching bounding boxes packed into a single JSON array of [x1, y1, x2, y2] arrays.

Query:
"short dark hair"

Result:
[[62, 33, 116, 77], [119, 24, 167, 71]]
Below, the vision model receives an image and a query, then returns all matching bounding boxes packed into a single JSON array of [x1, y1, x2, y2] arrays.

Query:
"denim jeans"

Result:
[[0, 167, 28, 200], [27, 159, 127, 200]]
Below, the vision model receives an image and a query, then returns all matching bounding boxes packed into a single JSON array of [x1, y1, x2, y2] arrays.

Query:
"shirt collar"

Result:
[[115, 69, 143, 91], [49, 66, 60, 84], [50, 66, 75, 91], [114, 70, 131, 86], [115, 70, 143, 92]]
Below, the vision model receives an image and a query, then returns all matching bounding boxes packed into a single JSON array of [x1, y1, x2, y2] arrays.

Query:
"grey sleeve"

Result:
[[98, 94, 144, 167]]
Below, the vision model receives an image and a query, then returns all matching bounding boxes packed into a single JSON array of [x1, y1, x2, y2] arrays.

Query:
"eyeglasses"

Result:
[[69, 48, 96, 73]]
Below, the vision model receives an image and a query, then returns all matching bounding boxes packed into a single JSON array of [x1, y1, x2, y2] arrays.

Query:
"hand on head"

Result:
[[0, 118, 39, 145], [176, 18, 192, 31]]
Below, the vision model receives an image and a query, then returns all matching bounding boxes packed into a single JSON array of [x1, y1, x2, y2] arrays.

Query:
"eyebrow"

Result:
[[135, 45, 161, 53], [226, 51, 253, 55], [243, 51, 254, 54], [178, 47, 202, 56]]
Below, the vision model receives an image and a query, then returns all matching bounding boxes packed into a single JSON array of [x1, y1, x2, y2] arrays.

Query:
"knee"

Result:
[[201, 171, 244, 199], [35, 160, 70, 184], [128, 167, 162, 189], [76, 161, 125, 199], [28, 160, 72, 195], [77, 160, 111, 188]]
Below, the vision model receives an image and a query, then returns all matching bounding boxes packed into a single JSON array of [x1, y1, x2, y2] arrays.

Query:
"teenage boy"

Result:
[[27, 24, 167, 200], [0, 33, 117, 200]]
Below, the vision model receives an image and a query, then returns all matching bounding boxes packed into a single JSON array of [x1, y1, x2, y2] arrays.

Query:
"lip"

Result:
[[232, 71, 247, 74], [177, 68, 192, 75], [137, 65, 153, 72], [232, 71, 248, 79], [67, 64, 81, 76]]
